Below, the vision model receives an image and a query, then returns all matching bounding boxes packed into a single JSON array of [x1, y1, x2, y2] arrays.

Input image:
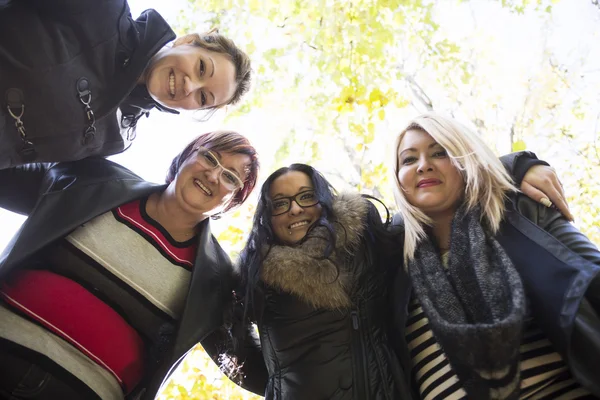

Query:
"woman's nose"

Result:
[[417, 157, 434, 173], [183, 75, 201, 96], [289, 200, 304, 215], [205, 167, 220, 183]]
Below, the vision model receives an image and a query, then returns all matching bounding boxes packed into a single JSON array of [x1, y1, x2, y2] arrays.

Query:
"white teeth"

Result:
[[169, 72, 175, 97], [194, 179, 212, 196], [289, 221, 309, 229]]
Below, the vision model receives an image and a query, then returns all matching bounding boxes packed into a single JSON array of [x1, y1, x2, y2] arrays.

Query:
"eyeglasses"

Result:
[[271, 190, 319, 216], [195, 147, 244, 191]]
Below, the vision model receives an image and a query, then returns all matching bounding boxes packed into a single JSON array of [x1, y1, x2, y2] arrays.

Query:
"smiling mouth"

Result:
[[417, 180, 442, 188], [289, 220, 310, 230], [194, 178, 212, 196], [169, 70, 175, 99]]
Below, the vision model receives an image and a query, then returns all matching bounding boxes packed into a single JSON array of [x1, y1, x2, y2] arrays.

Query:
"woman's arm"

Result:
[[0, 163, 51, 215], [232, 321, 268, 395], [201, 319, 267, 396], [500, 151, 573, 221]]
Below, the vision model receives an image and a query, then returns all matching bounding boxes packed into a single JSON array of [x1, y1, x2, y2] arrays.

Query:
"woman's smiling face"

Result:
[[171, 148, 250, 220], [144, 39, 237, 111], [269, 171, 322, 245], [396, 129, 464, 218]]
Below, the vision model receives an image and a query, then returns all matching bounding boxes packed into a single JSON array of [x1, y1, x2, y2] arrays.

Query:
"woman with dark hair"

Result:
[[238, 163, 407, 399], [0, 131, 267, 400], [0, 0, 251, 169]]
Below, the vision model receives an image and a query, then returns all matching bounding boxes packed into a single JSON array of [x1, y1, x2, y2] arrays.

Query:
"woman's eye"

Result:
[[200, 92, 207, 107], [223, 172, 237, 183], [204, 153, 218, 166], [273, 201, 288, 209], [433, 150, 448, 157], [300, 192, 315, 200], [401, 157, 416, 165], [200, 60, 205, 76]]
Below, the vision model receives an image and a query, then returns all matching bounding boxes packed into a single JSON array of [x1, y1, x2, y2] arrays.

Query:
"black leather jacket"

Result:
[[0, 159, 268, 399], [0, 1, 176, 168]]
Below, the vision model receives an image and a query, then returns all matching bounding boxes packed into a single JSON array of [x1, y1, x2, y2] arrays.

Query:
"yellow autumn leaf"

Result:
[[512, 139, 527, 152]]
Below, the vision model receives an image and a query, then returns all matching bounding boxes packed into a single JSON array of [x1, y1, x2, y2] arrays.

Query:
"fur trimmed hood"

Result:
[[261, 192, 369, 310]]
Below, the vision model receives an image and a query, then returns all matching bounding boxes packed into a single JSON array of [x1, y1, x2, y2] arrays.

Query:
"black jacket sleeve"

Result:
[[16, 0, 127, 15], [233, 319, 268, 395], [499, 151, 550, 186], [200, 320, 267, 396], [206, 271, 268, 396], [0, 163, 51, 215], [518, 195, 600, 394]]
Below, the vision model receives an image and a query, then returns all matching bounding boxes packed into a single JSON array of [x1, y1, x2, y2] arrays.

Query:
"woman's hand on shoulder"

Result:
[[521, 165, 574, 222]]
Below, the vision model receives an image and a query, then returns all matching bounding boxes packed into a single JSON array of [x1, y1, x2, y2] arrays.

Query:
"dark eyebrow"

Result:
[[399, 142, 440, 157], [210, 57, 215, 77], [272, 186, 313, 199]]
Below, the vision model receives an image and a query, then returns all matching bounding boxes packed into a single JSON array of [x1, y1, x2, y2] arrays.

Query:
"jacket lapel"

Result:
[[172, 219, 230, 356]]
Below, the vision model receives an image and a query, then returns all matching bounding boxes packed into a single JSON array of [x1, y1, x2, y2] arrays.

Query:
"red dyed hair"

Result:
[[166, 131, 259, 214]]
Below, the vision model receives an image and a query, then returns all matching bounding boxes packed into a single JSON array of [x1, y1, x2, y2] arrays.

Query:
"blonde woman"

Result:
[[389, 113, 600, 399]]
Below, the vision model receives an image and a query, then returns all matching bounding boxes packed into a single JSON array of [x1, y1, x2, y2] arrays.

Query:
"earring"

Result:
[[288, 230, 292, 235]]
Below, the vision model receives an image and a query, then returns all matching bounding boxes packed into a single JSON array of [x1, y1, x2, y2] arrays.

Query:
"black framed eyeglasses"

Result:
[[271, 190, 319, 216]]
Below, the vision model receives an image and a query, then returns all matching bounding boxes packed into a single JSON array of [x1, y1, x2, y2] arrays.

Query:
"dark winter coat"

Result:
[[0, 159, 268, 399], [253, 193, 409, 399], [0, 0, 176, 169]]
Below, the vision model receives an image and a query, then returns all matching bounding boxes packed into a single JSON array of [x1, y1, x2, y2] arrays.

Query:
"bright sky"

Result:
[[1, 0, 599, 253]]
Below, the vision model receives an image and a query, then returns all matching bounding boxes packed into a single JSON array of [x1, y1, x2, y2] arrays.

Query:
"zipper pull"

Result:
[[76, 78, 96, 145], [351, 311, 359, 330], [6, 88, 36, 162]]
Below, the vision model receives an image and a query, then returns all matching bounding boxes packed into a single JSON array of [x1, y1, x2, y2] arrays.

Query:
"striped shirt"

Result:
[[406, 300, 593, 399], [405, 252, 594, 400], [0, 196, 197, 399]]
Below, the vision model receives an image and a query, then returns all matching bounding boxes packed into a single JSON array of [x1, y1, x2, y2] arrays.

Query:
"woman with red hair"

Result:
[[0, 131, 266, 400]]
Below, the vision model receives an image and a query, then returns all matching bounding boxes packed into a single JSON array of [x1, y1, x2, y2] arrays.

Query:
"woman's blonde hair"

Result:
[[392, 112, 516, 261]]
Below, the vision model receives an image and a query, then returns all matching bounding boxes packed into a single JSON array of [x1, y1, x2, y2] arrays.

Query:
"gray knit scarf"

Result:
[[408, 206, 526, 399]]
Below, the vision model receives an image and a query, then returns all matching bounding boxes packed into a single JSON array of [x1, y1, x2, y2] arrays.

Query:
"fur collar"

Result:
[[261, 192, 369, 310]]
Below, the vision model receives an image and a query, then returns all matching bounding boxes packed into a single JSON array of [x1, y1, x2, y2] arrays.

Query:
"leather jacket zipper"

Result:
[[351, 310, 367, 400]]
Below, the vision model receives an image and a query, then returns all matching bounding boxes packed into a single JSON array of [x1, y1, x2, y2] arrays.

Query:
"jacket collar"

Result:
[[105, 9, 176, 117], [261, 192, 368, 310]]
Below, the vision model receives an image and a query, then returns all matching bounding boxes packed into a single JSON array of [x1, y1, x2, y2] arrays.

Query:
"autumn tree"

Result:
[[157, 0, 600, 398]]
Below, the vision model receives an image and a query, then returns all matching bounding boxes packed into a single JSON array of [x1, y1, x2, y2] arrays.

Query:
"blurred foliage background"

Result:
[[148, 0, 600, 398]]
